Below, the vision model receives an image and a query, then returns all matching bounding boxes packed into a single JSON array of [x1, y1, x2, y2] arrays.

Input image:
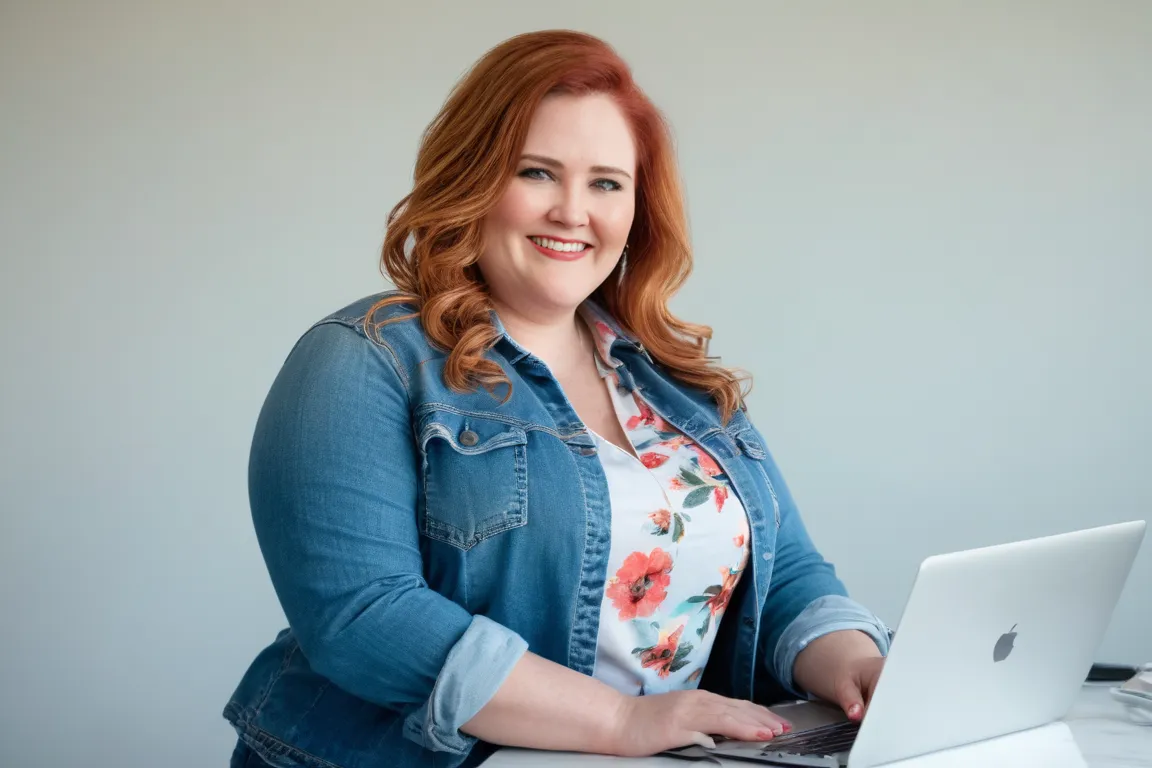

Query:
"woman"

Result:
[[224, 29, 891, 768]]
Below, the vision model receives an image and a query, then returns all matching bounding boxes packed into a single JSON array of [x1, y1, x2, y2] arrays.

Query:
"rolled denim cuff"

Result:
[[402, 614, 529, 754], [773, 595, 892, 699]]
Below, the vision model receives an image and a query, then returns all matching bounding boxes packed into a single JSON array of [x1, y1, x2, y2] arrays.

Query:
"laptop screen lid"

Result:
[[846, 520, 1145, 768]]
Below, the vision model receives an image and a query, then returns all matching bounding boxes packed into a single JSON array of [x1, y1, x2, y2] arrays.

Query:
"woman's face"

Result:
[[479, 92, 637, 317]]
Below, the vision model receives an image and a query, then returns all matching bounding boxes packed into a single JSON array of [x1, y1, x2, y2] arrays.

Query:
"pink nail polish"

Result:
[[758, 729, 774, 740]]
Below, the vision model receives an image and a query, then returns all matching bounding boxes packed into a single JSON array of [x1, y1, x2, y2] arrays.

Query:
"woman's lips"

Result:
[[528, 237, 592, 262]]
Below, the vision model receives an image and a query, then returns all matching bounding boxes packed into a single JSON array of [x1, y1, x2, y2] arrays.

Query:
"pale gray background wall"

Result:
[[1, 1, 1149, 766]]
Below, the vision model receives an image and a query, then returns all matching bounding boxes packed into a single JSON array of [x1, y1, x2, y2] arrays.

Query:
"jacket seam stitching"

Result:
[[568, 434, 594, 671], [239, 721, 345, 768], [251, 641, 298, 720], [414, 403, 581, 439], [315, 316, 414, 399]]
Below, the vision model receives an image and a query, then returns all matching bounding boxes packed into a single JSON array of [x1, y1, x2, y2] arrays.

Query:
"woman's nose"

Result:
[[548, 185, 590, 227]]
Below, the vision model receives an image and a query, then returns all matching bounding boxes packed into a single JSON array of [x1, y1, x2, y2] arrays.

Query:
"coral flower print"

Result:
[[626, 397, 657, 431], [712, 485, 729, 511], [705, 567, 741, 616], [626, 392, 674, 433], [647, 509, 671, 535], [640, 452, 670, 469], [635, 624, 693, 678], [607, 548, 674, 620], [686, 443, 722, 478], [644, 508, 689, 542]]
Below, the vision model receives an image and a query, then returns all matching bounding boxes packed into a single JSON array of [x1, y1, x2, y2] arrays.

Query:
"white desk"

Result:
[[1065, 683, 1151, 767], [482, 684, 1150, 767]]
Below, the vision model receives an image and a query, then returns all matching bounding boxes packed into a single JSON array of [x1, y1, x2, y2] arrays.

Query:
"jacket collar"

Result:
[[490, 298, 647, 367]]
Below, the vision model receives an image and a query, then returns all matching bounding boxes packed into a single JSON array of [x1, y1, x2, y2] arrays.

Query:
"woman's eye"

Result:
[[519, 167, 552, 180], [518, 168, 623, 192]]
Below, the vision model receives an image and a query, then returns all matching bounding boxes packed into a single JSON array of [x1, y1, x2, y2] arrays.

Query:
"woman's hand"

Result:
[[608, 689, 792, 757], [829, 655, 885, 722], [792, 629, 886, 722]]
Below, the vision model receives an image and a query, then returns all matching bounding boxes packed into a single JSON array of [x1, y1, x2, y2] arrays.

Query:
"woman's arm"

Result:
[[464, 650, 792, 756], [792, 629, 884, 719], [747, 432, 891, 699], [250, 323, 528, 757], [461, 652, 625, 752]]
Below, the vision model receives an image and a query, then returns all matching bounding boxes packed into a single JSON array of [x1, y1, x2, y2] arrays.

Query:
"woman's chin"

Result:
[[541, 284, 602, 311]]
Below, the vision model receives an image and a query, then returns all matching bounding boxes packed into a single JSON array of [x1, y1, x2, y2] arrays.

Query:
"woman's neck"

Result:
[[491, 298, 592, 376]]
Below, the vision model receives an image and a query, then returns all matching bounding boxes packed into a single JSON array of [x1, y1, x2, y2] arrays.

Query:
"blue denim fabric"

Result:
[[223, 291, 890, 768], [230, 739, 274, 768]]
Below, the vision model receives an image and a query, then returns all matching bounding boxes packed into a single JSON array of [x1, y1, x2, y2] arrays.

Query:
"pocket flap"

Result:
[[417, 408, 528, 455], [724, 410, 767, 460], [416, 407, 530, 550]]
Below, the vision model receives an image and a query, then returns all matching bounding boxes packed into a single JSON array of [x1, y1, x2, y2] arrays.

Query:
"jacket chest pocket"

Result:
[[416, 408, 529, 550], [723, 410, 781, 529]]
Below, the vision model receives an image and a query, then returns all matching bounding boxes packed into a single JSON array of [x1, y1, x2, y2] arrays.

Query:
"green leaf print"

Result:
[[643, 517, 669, 537], [672, 595, 708, 617], [671, 512, 685, 543], [683, 486, 712, 508], [697, 612, 712, 639], [678, 468, 704, 486], [669, 641, 695, 673]]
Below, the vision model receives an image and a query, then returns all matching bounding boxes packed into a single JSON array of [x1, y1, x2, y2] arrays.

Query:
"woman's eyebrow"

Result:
[[520, 153, 633, 180]]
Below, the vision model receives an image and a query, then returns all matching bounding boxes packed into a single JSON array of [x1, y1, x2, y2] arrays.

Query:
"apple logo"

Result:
[[993, 624, 1018, 662]]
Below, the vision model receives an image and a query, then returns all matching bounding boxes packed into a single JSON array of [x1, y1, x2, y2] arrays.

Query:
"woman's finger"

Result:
[[679, 693, 791, 744], [704, 710, 783, 742], [733, 700, 791, 733], [836, 676, 866, 722]]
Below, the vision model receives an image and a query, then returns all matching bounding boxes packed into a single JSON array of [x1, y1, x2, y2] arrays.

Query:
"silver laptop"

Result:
[[669, 520, 1146, 767]]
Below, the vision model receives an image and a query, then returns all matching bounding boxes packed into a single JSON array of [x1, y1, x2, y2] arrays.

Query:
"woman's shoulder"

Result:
[[277, 290, 438, 386], [304, 289, 433, 348], [307, 290, 419, 334]]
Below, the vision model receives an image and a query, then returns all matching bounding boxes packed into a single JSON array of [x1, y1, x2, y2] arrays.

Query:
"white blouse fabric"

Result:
[[577, 306, 753, 696]]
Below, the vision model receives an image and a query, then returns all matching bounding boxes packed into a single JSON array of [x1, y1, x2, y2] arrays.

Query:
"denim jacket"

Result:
[[223, 291, 891, 768]]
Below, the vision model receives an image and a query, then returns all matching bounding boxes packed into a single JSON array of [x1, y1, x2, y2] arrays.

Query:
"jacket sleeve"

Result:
[[753, 438, 891, 698], [248, 320, 528, 755]]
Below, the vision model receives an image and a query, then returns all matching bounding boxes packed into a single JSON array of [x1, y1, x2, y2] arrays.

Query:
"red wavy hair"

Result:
[[369, 29, 750, 423]]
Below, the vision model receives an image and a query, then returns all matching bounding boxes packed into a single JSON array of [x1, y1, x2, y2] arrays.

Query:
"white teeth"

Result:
[[530, 236, 588, 253]]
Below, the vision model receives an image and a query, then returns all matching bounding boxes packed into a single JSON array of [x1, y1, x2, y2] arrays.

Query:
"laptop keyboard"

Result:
[[758, 719, 860, 760]]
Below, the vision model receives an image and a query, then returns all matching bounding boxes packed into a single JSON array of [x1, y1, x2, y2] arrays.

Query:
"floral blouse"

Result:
[[578, 306, 752, 696]]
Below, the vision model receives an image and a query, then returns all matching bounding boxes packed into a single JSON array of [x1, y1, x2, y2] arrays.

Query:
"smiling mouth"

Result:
[[527, 236, 592, 261]]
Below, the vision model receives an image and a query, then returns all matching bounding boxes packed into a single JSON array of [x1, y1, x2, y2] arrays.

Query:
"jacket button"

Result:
[[743, 617, 755, 628], [459, 430, 479, 447]]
